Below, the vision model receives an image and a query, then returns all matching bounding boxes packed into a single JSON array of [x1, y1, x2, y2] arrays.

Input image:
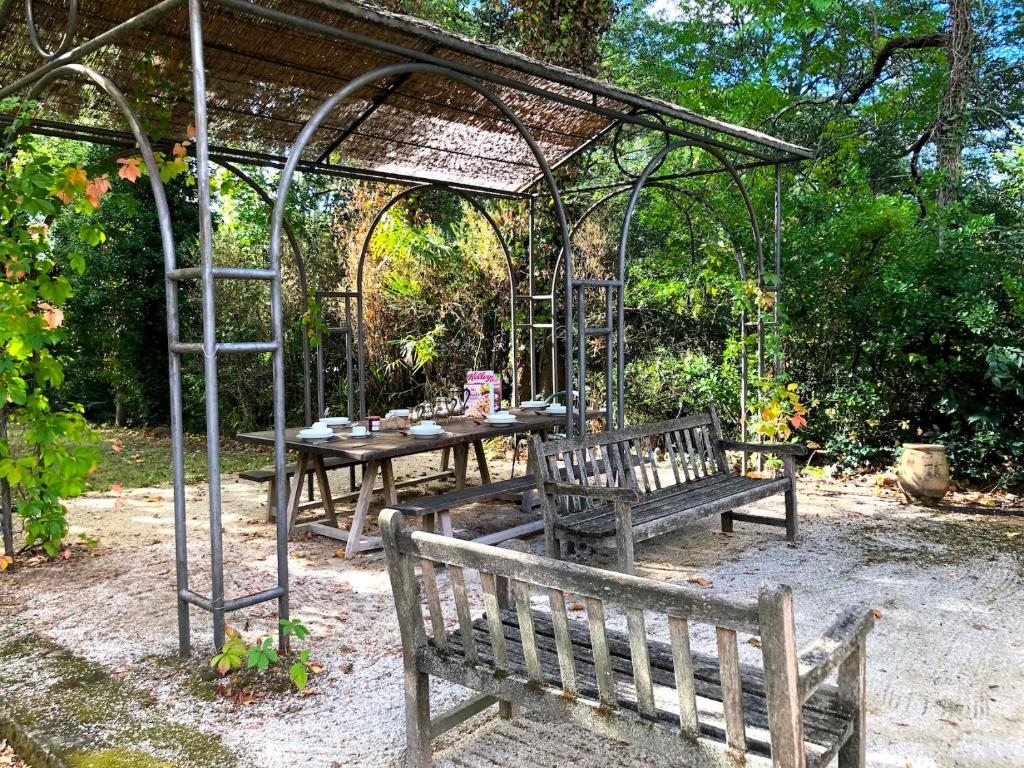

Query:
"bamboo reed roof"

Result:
[[0, 0, 811, 193]]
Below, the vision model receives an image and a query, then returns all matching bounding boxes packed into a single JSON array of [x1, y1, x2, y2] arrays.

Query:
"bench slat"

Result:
[[668, 616, 699, 736], [586, 597, 616, 707], [388, 475, 535, 516], [716, 626, 747, 752], [418, 516, 447, 652], [449, 565, 476, 663], [625, 607, 655, 717], [512, 580, 542, 682], [481, 572, 508, 670], [546, 588, 577, 694]]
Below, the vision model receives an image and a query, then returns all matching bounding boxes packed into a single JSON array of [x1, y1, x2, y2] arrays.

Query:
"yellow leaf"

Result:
[[0, 555, 12, 571], [786, 382, 798, 392]]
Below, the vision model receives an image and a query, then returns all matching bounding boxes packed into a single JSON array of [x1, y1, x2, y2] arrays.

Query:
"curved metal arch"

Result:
[[619, 140, 764, 291], [354, 183, 519, 412], [550, 178, 750, 291], [25, 0, 79, 59], [269, 62, 574, 431], [25, 63, 192, 653]]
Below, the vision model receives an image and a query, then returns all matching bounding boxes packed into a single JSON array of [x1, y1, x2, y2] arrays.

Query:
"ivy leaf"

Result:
[[116, 156, 143, 183]]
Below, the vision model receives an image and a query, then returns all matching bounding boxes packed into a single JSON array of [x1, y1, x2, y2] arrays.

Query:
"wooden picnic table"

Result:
[[236, 409, 575, 557]]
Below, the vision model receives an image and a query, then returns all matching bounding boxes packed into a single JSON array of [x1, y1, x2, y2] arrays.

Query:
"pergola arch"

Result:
[[1, 0, 807, 653], [352, 183, 520, 415], [25, 63, 194, 652]]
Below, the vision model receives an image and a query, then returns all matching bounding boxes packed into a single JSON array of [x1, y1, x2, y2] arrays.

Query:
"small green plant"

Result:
[[246, 636, 278, 672], [209, 619, 320, 693], [210, 627, 247, 676]]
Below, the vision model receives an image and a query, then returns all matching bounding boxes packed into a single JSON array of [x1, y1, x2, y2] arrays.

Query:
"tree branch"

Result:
[[841, 34, 948, 104]]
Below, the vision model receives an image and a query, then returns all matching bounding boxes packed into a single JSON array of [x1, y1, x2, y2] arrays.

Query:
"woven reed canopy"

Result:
[[1, 0, 811, 193]]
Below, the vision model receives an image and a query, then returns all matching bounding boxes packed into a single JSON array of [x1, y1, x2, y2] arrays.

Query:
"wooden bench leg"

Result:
[[453, 445, 469, 491], [721, 510, 734, 533], [614, 500, 635, 575], [265, 478, 276, 523], [404, 668, 432, 768]]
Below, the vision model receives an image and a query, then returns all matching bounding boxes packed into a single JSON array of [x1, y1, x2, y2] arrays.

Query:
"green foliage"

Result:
[[0, 100, 101, 557], [210, 619, 318, 692]]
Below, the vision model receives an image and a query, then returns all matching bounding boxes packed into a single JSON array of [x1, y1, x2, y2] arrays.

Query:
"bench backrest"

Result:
[[531, 408, 730, 516], [380, 508, 809, 764]]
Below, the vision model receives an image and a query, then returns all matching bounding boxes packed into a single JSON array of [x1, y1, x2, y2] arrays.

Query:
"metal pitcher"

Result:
[[434, 395, 451, 422], [448, 386, 471, 418]]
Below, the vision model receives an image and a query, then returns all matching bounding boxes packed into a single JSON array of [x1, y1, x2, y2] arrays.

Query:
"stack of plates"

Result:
[[485, 411, 517, 425], [319, 416, 350, 428], [545, 404, 567, 415], [519, 400, 547, 409], [410, 422, 444, 437]]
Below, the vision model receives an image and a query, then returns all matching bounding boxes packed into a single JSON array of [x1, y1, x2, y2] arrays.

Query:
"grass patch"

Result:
[[84, 427, 271, 492]]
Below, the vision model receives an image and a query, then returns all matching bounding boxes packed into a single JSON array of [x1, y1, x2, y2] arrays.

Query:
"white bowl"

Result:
[[298, 427, 333, 441], [519, 400, 547, 409], [545, 404, 567, 414], [348, 427, 369, 438], [410, 424, 443, 437], [485, 413, 517, 424]]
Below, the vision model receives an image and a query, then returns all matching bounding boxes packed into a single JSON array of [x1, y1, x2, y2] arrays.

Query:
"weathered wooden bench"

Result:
[[530, 408, 807, 573], [381, 508, 874, 768], [239, 456, 360, 522]]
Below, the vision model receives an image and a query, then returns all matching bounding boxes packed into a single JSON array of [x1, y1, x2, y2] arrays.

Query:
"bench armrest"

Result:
[[543, 480, 641, 504], [720, 440, 808, 457], [797, 605, 875, 703]]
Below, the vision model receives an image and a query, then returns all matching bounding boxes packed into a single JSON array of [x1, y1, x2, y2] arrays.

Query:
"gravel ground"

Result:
[[0, 456, 1021, 768]]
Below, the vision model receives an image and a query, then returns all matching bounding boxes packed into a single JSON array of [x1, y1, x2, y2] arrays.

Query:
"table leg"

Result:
[[472, 440, 491, 484], [345, 459, 380, 559], [453, 445, 469, 491], [381, 458, 398, 506], [286, 452, 311, 538], [312, 454, 338, 527]]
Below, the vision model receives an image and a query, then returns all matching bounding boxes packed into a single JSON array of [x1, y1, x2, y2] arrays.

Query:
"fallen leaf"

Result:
[[145, 495, 162, 503], [568, 602, 585, 611], [747, 637, 762, 648], [870, 608, 883, 620], [687, 576, 712, 588], [62, 548, 73, 560], [307, 662, 324, 673], [332, 548, 346, 558], [1007, 532, 1021, 539], [111, 442, 123, 454], [0, 555, 12, 571], [939, 718, 958, 726]]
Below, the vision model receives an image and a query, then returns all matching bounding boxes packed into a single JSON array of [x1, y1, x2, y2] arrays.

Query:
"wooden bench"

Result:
[[530, 407, 807, 573], [381, 509, 874, 768], [384, 474, 542, 544], [239, 456, 360, 522]]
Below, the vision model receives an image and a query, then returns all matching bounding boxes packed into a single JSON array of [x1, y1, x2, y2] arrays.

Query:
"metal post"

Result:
[[605, 286, 614, 428], [739, 308, 748, 475], [577, 286, 586, 436], [527, 196, 536, 400], [188, 0, 227, 650], [773, 163, 783, 373]]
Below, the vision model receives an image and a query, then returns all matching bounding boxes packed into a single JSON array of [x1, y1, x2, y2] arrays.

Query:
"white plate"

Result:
[[298, 428, 333, 441], [410, 428, 444, 438], [519, 400, 547, 409], [544, 404, 567, 414]]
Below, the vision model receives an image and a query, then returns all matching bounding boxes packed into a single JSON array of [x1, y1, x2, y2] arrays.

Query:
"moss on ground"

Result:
[[0, 626, 236, 768]]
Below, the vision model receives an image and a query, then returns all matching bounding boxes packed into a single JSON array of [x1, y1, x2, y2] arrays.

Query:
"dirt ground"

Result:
[[1, 453, 1022, 768]]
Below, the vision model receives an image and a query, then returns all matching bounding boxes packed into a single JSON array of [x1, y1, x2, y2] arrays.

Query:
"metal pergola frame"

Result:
[[0, 0, 808, 655]]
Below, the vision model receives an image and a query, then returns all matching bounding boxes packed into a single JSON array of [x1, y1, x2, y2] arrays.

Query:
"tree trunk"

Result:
[[934, 0, 973, 208]]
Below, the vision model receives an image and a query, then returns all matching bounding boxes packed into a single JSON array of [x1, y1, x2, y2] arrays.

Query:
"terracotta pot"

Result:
[[898, 443, 950, 504]]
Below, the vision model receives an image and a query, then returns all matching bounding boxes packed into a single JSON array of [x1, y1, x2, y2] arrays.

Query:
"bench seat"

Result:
[[238, 455, 357, 483], [444, 609, 853, 768], [556, 473, 791, 542], [387, 475, 537, 517]]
